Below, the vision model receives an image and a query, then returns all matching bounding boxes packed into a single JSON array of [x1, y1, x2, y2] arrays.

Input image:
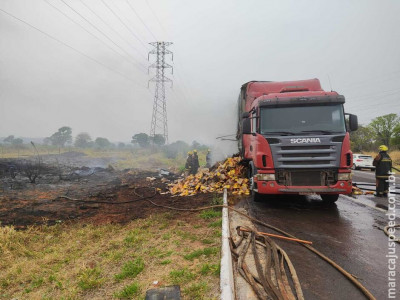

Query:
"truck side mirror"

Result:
[[349, 114, 358, 131], [242, 118, 251, 134]]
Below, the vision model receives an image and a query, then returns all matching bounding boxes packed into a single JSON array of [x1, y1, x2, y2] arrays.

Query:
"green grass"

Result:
[[48, 274, 62, 289], [183, 282, 209, 299], [183, 247, 219, 261], [162, 233, 171, 240], [169, 268, 196, 285], [0, 209, 221, 298], [213, 229, 222, 238], [208, 219, 222, 228], [124, 229, 145, 247], [114, 258, 144, 281], [201, 238, 214, 245], [148, 247, 162, 257], [113, 282, 140, 299], [24, 276, 44, 293], [176, 230, 198, 241], [200, 263, 220, 276], [210, 195, 223, 206], [158, 250, 173, 259], [199, 209, 222, 219], [77, 267, 104, 290]]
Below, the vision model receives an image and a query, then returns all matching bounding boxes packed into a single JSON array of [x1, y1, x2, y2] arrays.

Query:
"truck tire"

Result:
[[252, 189, 263, 202], [320, 194, 339, 204], [249, 164, 262, 202]]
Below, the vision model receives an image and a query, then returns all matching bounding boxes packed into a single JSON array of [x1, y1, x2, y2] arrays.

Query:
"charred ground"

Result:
[[0, 151, 215, 228]]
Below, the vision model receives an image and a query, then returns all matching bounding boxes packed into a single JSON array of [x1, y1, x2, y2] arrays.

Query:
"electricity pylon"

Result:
[[148, 41, 173, 144]]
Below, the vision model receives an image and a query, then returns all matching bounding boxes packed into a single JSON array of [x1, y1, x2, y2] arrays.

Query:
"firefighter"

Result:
[[373, 145, 392, 197], [192, 150, 200, 174], [185, 151, 193, 175], [206, 149, 212, 168]]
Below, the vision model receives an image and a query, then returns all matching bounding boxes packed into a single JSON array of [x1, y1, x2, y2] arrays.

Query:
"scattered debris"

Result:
[[168, 157, 249, 196], [159, 169, 170, 176], [352, 186, 363, 195], [352, 185, 378, 195], [145, 285, 181, 300]]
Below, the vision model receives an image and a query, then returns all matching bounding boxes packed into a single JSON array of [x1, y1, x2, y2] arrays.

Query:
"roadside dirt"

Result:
[[0, 152, 216, 228]]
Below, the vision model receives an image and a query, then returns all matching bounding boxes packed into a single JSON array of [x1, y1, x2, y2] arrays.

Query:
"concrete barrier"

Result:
[[220, 189, 235, 299]]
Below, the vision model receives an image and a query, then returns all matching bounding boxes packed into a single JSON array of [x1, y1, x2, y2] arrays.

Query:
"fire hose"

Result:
[[231, 226, 305, 300], [384, 225, 400, 243], [352, 182, 400, 195], [55, 187, 376, 299]]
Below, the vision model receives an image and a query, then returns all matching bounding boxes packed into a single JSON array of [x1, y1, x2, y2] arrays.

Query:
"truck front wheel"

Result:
[[320, 194, 339, 204], [249, 165, 262, 202]]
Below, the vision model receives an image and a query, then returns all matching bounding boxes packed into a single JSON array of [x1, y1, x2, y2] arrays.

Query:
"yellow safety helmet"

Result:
[[379, 145, 388, 151], [188, 151, 193, 155], [193, 149, 197, 153]]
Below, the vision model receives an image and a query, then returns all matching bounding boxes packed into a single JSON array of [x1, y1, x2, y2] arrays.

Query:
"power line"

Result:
[[347, 90, 400, 106], [342, 70, 400, 89], [346, 92, 400, 111], [0, 7, 146, 87], [125, 0, 158, 41], [145, 0, 169, 39], [346, 87, 400, 101], [100, 0, 149, 51], [58, 0, 146, 72], [43, 0, 145, 73], [79, 0, 148, 62]]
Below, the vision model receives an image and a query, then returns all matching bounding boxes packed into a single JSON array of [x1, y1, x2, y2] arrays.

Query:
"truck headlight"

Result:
[[338, 173, 352, 181], [255, 174, 275, 181]]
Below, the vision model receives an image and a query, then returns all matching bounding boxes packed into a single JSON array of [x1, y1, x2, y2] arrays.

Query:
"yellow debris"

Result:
[[352, 186, 363, 195], [168, 156, 249, 196]]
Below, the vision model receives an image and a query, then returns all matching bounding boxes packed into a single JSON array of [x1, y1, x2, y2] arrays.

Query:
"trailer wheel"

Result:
[[320, 194, 339, 204]]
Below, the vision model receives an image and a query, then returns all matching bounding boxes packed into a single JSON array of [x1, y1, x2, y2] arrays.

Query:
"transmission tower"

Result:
[[148, 41, 173, 143]]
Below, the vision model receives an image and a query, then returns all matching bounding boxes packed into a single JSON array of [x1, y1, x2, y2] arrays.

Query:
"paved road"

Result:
[[353, 169, 400, 184], [352, 169, 400, 209], [243, 193, 400, 300]]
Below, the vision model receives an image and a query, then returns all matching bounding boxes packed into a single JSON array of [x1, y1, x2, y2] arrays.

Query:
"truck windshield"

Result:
[[260, 104, 346, 135]]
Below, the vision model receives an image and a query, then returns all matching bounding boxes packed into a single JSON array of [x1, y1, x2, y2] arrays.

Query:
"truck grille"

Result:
[[274, 145, 337, 168], [276, 169, 337, 186], [280, 145, 330, 150]]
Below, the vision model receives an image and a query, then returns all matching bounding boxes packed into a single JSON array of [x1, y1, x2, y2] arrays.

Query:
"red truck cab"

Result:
[[237, 79, 358, 203]]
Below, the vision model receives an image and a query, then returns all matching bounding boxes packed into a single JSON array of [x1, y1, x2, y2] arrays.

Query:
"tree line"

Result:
[[350, 113, 400, 152], [1, 127, 207, 157], [1, 127, 165, 149]]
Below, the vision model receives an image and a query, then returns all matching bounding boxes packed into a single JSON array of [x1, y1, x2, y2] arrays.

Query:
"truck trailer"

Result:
[[237, 79, 358, 203]]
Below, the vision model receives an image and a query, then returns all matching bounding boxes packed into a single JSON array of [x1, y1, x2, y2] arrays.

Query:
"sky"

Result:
[[1, 0, 400, 145]]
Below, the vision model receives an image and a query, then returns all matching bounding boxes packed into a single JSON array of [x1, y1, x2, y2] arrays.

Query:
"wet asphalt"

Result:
[[244, 173, 400, 300]]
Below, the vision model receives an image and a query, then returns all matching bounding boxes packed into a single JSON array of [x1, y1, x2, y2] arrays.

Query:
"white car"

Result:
[[352, 154, 375, 171]]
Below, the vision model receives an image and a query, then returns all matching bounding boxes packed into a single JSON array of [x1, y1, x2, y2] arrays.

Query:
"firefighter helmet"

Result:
[[379, 145, 388, 151]]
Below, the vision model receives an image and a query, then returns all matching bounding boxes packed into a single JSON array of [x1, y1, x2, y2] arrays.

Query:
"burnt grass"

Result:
[[0, 152, 214, 228]]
